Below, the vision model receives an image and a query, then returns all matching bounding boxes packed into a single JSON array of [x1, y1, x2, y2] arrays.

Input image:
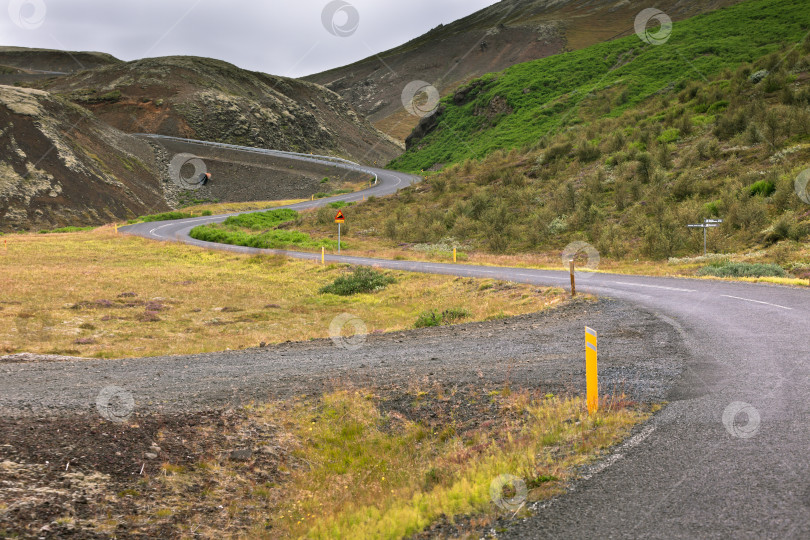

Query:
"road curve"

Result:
[[63, 142, 810, 537]]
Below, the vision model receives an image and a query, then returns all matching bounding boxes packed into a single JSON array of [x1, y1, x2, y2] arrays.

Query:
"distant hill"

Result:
[[0, 46, 120, 72], [0, 46, 121, 87], [305, 0, 742, 141], [35, 55, 402, 164]]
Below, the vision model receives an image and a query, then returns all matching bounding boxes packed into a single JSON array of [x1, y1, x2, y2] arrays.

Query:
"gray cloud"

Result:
[[1, 0, 499, 77]]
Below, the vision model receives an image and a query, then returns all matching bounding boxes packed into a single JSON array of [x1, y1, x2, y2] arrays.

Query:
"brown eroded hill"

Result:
[[305, 0, 742, 141], [0, 85, 168, 231], [35, 55, 402, 164]]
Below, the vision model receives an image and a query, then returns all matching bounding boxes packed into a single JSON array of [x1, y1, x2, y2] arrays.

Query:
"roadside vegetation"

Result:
[[28, 388, 649, 538], [0, 228, 566, 359]]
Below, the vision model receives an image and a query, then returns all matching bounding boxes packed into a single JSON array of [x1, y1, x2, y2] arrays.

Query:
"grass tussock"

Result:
[[414, 308, 471, 328]]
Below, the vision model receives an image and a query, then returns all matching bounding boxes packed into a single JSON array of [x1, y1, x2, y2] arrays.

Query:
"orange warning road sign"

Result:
[[334, 210, 345, 223]]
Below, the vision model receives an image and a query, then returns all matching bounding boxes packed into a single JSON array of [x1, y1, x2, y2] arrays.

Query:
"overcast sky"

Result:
[[1, 0, 500, 77]]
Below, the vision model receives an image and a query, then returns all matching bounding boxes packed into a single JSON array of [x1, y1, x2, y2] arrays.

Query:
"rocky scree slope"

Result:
[[0, 85, 167, 232]]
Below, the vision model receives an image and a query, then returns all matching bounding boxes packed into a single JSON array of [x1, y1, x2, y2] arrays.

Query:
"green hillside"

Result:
[[293, 32, 810, 266], [390, 0, 810, 171]]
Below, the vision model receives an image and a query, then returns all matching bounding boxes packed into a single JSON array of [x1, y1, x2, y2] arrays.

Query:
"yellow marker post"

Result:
[[585, 327, 598, 414], [114, 223, 118, 235], [321, 246, 325, 265], [453, 248, 457, 263]]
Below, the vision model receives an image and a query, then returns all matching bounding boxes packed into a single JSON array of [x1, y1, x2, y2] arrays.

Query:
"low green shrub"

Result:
[[327, 201, 355, 209], [319, 267, 396, 296], [696, 261, 786, 277], [657, 128, 681, 144], [414, 308, 472, 328], [415, 311, 442, 328], [748, 180, 776, 197]]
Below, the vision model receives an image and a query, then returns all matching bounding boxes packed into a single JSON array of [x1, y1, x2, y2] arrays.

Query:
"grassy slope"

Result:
[[390, 0, 810, 171], [282, 2, 810, 268]]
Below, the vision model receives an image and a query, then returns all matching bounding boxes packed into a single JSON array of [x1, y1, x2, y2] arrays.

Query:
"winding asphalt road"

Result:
[[13, 140, 810, 537]]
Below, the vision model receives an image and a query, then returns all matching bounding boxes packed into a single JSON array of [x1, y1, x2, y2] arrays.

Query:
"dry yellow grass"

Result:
[[0, 227, 568, 359]]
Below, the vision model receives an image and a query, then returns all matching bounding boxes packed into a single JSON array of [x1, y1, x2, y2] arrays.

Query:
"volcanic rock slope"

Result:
[[305, 0, 743, 140], [0, 85, 167, 232], [37, 56, 402, 164]]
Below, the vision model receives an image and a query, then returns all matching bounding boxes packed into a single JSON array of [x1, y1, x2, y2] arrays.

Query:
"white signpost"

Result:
[[687, 218, 723, 256]]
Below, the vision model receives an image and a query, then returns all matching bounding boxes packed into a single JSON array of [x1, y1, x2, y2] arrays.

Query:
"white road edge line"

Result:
[[721, 294, 793, 310], [578, 424, 655, 481], [612, 281, 696, 293]]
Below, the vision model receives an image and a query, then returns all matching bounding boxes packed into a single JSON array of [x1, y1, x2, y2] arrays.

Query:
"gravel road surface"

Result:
[[0, 299, 684, 417]]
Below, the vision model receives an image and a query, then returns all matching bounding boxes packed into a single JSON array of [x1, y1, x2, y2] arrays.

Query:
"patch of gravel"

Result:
[[0, 298, 688, 418]]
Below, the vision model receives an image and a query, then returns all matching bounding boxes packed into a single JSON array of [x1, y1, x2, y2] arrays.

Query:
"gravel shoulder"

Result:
[[0, 298, 687, 537], [0, 298, 687, 418]]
